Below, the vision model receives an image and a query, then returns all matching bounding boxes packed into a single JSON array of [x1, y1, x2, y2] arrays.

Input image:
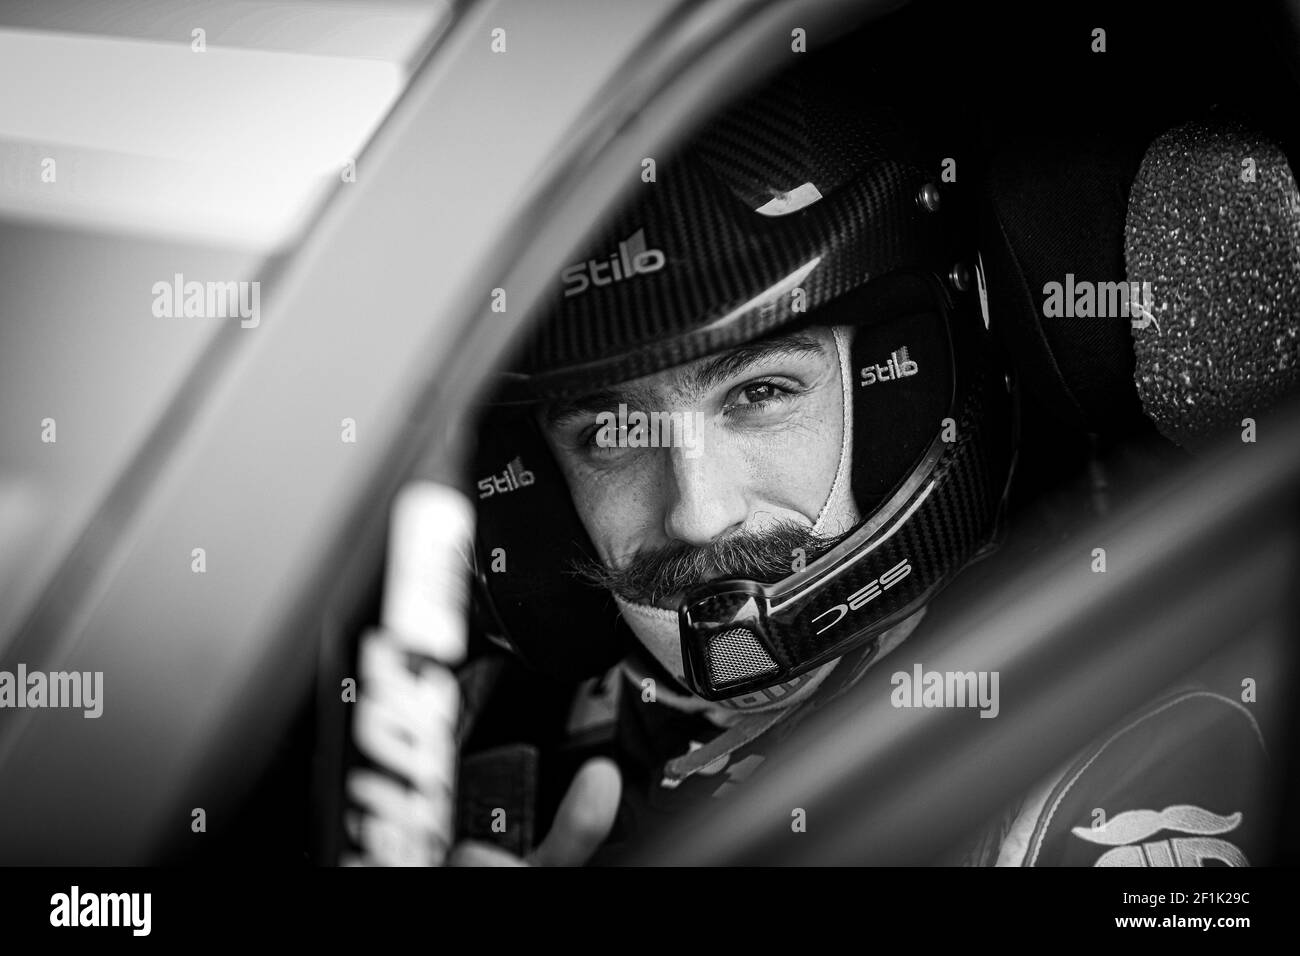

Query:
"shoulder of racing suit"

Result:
[[959, 686, 1270, 867]]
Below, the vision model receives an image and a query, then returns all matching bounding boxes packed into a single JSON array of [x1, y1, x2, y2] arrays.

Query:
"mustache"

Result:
[[572, 520, 842, 606]]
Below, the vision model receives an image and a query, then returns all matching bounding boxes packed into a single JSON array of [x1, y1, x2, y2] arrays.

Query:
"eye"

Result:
[[577, 417, 635, 456], [583, 428, 616, 451], [578, 423, 615, 450], [740, 383, 780, 404], [724, 379, 800, 413]]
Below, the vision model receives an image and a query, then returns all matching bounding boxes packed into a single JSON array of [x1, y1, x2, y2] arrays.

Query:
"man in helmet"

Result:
[[449, 51, 1016, 865], [447, 45, 1271, 869]]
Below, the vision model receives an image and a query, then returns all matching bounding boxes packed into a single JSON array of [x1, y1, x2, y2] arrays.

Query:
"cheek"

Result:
[[738, 383, 844, 518], [558, 458, 661, 566]]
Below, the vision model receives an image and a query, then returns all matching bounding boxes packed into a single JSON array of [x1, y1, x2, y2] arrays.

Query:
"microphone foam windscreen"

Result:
[[1125, 121, 1300, 450]]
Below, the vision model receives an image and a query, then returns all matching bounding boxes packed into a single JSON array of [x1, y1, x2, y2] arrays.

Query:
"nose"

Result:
[[660, 437, 749, 547]]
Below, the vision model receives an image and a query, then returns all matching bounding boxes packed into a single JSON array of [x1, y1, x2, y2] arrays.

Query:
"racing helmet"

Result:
[[470, 54, 1017, 701]]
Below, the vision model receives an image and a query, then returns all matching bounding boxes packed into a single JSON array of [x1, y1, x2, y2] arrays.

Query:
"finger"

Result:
[[528, 757, 622, 867], [446, 839, 529, 867]]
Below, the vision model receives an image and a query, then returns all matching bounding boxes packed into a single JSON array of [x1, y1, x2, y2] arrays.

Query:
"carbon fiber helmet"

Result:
[[471, 54, 1016, 700]]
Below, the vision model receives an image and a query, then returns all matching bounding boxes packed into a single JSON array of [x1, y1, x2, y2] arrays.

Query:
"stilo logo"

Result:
[[477, 456, 534, 499], [561, 228, 665, 298], [859, 347, 918, 386]]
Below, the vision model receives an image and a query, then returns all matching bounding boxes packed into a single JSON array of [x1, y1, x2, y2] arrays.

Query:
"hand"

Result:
[[447, 757, 622, 866]]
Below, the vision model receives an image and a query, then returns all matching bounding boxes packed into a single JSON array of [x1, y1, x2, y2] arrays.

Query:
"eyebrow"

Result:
[[542, 331, 827, 430], [544, 382, 659, 430], [688, 331, 825, 396]]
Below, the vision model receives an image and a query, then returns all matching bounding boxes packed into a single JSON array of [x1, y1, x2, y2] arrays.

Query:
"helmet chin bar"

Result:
[[677, 359, 1006, 701]]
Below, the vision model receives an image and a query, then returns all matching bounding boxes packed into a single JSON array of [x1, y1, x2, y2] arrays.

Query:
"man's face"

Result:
[[538, 325, 853, 611]]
